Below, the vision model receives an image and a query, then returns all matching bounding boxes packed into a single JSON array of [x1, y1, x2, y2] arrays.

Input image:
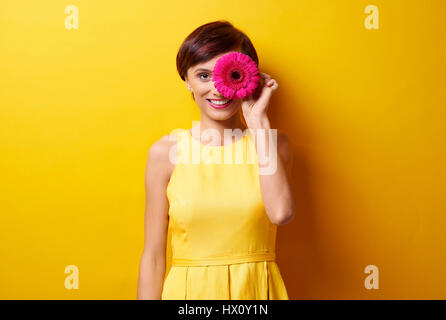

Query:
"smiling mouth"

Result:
[[207, 99, 233, 108], [207, 99, 232, 104]]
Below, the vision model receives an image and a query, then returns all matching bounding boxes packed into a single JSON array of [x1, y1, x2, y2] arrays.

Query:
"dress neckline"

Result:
[[186, 128, 248, 148]]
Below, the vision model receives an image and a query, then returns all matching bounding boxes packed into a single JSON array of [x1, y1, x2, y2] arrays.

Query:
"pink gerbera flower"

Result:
[[212, 52, 261, 100]]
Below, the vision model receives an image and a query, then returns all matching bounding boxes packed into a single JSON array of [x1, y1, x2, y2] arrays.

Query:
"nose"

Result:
[[210, 88, 225, 98], [210, 87, 222, 97], [210, 82, 227, 99]]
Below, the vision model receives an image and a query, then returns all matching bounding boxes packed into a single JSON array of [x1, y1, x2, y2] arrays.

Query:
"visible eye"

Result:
[[198, 72, 211, 80]]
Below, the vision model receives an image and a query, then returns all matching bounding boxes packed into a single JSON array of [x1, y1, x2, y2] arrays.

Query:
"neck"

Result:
[[192, 111, 248, 145]]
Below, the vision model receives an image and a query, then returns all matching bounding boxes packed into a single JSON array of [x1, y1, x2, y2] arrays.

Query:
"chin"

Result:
[[208, 112, 236, 121], [211, 106, 240, 117]]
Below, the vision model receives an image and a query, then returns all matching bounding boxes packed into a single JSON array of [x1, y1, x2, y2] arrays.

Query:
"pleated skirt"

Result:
[[161, 260, 289, 300]]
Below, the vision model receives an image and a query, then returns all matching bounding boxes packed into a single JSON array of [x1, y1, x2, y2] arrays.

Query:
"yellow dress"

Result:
[[161, 127, 289, 300]]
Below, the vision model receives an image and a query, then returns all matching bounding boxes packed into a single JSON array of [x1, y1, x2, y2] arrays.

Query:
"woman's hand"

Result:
[[241, 72, 279, 127]]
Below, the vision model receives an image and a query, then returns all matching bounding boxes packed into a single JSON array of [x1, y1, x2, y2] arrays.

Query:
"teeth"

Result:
[[210, 99, 230, 105]]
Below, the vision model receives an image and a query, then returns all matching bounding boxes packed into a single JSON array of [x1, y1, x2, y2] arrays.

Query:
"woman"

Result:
[[137, 20, 295, 300]]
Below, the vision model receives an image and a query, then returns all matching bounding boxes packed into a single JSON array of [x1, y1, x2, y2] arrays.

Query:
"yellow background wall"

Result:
[[1, 0, 445, 299]]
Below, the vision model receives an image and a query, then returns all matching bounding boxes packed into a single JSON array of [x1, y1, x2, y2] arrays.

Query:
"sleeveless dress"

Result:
[[161, 127, 289, 300]]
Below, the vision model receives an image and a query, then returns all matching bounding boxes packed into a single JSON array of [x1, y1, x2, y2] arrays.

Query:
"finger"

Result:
[[267, 79, 278, 90], [265, 78, 277, 87], [259, 72, 272, 80], [271, 80, 279, 90]]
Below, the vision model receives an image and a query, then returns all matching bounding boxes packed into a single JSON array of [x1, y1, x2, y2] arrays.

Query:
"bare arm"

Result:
[[137, 136, 173, 299], [247, 117, 296, 226]]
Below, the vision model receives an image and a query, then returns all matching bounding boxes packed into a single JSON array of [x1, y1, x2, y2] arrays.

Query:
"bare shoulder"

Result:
[[146, 133, 179, 181], [148, 133, 178, 159]]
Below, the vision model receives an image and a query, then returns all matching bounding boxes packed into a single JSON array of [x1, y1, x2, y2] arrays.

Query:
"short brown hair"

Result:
[[176, 20, 259, 82]]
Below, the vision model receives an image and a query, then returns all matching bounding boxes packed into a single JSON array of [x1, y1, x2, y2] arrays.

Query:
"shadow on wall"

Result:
[[266, 66, 319, 300]]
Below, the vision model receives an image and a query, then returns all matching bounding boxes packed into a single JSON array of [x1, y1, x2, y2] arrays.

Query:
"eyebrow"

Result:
[[194, 68, 212, 73]]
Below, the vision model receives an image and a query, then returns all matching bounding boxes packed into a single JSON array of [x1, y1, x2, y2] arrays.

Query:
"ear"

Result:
[[185, 78, 193, 93]]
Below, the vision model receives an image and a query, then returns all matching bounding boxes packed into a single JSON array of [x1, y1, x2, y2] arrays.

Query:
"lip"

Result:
[[207, 99, 233, 109]]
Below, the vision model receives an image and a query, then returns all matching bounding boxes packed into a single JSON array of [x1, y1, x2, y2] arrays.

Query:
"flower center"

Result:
[[231, 70, 241, 80]]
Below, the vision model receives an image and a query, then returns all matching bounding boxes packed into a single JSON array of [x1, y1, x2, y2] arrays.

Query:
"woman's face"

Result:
[[185, 51, 243, 122]]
